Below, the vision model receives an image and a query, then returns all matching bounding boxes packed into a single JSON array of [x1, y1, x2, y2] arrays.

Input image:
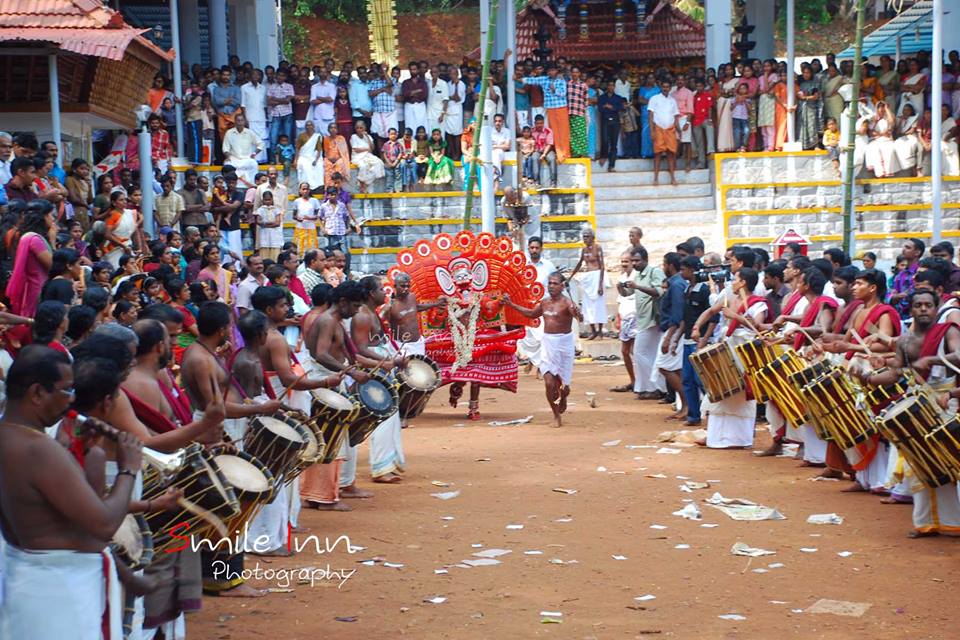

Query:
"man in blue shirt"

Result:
[[655, 252, 688, 418], [349, 66, 374, 133], [41, 141, 66, 183], [596, 80, 626, 172]]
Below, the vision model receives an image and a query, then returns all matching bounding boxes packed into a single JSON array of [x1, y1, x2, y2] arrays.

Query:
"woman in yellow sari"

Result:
[[323, 122, 351, 187]]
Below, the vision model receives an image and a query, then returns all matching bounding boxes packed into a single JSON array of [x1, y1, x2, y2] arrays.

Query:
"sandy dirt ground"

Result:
[[191, 353, 958, 639]]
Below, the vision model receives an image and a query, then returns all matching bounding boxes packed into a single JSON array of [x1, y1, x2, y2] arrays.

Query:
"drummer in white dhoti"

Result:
[[0, 345, 133, 640], [504, 272, 583, 427], [859, 289, 960, 537], [692, 268, 771, 449], [353, 276, 411, 482], [517, 237, 557, 375], [222, 113, 264, 188], [249, 287, 343, 549], [569, 226, 607, 341]]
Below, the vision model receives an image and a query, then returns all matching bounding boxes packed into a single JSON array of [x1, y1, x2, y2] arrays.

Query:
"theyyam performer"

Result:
[[384, 230, 544, 420]]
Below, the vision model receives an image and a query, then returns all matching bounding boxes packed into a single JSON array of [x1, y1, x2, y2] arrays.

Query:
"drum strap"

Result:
[[122, 387, 180, 434], [160, 369, 194, 425], [920, 323, 954, 358]]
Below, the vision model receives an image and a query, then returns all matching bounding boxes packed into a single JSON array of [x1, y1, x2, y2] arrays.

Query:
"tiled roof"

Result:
[[0, 0, 171, 61], [516, 0, 705, 62]]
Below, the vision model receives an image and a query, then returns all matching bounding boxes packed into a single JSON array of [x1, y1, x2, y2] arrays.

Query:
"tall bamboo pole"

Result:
[[463, 0, 500, 229], [841, 0, 867, 256]]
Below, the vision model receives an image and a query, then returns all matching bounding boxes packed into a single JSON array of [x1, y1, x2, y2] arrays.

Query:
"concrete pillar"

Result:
[[227, 2, 238, 58], [944, 3, 960, 58], [179, 0, 201, 67], [704, 0, 732, 71], [745, 0, 774, 60], [48, 54, 62, 168], [170, 0, 185, 158], [233, 1, 254, 62], [255, 0, 280, 68], [209, 0, 228, 67]]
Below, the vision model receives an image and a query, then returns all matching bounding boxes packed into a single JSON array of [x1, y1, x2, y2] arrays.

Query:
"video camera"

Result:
[[695, 264, 731, 285]]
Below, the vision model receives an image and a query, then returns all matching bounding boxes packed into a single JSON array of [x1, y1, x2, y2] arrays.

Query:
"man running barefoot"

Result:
[[504, 273, 582, 427]]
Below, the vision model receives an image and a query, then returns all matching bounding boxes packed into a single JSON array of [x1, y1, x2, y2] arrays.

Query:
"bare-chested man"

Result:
[[354, 276, 408, 482], [504, 272, 583, 426], [860, 290, 960, 536], [384, 271, 444, 356], [0, 345, 142, 638], [180, 301, 290, 584], [301, 280, 382, 510], [569, 226, 605, 340]]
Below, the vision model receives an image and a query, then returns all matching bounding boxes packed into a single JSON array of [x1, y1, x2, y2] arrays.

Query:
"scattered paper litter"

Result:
[[679, 484, 693, 493], [752, 568, 769, 574], [431, 490, 461, 500], [799, 548, 818, 553], [656, 447, 682, 455], [626, 444, 658, 449], [434, 569, 448, 574], [635, 594, 657, 601], [731, 542, 776, 557], [807, 513, 844, 525], [645, 473, 668, 479], [807, 476, 839, 482], [552, 487, 578, 495], [837, 551, 854, 557], [806, 599, 872, 617], [471, 544, 483, 548], [488, 416, 533, 427], [674, 544, 691, 550], [672, 503, 703, 521], [650, 524, 668, 530], [602, 439, 622, 447], [700, 523, 719, 528], [555, 517, 573, 523], [441, 516, 455, 521], [506, 524, 524, 530], [462, 558, 501, 567], [770, 600, 788, 605], [450, 423, 467, 428], [719, 614, 747, 621], [473, 548, 512, 559], [431, 480, 451, 487], [684, 481, 711, 490], [383, 562, 404, 569], [596, 466, 608, 472], [424, 596, 447, 604], [768, 563, 785, 569], [540, 611, 563, 623], [704, 492, 786, 521], [612, 555, 628, 560], [524, 550, 543, 555]]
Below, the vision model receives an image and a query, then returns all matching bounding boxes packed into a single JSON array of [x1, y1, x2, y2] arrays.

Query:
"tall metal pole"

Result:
[[505, 0, 517, 141], [170, 0, 185, 159], [463, 0, 500, 230], [139, 123, 155, 238], [841, 0, 867, 256], [931, 0, 943, 243], [785, 0, 796, 143], [48, 54, 62, 167]]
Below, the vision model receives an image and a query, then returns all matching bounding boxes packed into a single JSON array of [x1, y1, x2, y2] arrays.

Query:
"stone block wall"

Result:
[[720, 152, 960, 261]]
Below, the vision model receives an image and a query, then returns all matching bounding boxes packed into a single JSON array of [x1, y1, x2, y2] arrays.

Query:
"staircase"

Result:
[[591, 159, 721, 268]]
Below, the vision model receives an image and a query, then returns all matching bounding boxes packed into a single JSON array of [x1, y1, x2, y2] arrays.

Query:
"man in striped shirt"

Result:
[[522, 65, 570, 163], [566, 67, 589, 158]]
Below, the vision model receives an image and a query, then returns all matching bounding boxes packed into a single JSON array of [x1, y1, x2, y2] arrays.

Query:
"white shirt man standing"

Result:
[[222, 112, 264, 187], [647, 80, 680, 187], [309, 69, 337, 134], [241, 69, 268, 161]]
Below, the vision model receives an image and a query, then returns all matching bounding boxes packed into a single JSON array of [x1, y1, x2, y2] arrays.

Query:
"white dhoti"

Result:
[[913, 482, 960, 533], [339, 441, 358, 488], [677, 115, 692, 143], [248, 121, 268, 161], [652, 332, 682, 373], [850, 441, 890, 491], [886, 444, 913, 500], [519, 324, 544, 368], [574, 270, 607, 325], [705, 392, 756, 448], [371, 111, 399, 139], [865, 137, 900, 177], [225, 156, 259, 185], [633, 326, 666, 394], [404, 102, 428, 136], [370, 412, 405, 478], [0, 545, 122, 639], [399, 336, 426, 356], [243, 481, 289, 553], [540, 331, 575, 386], [799, 424, 827, 464]]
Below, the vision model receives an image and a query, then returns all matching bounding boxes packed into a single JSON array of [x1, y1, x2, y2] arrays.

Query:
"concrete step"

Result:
[[592, 182, 713, 200], [590, 167, 711, 187], [594, 210, 716, 231], [594, 195, 716, 215], [592, 158, 710, 172]]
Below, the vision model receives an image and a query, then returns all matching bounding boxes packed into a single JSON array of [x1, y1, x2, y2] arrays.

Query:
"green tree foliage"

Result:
[[293, 0, 475, 22]]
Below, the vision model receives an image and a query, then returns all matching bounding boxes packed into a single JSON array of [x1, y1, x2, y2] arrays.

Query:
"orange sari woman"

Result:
[[773, 80, 788, 151], [322, 123, 351, 187]]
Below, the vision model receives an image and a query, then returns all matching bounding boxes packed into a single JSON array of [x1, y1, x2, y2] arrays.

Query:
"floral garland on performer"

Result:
[[447, 292, 482, 372]]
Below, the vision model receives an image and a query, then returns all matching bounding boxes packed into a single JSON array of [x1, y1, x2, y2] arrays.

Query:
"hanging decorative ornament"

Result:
[[578, 3, 589, 40], [636, 0, 647, 34], [614, 0, 625, 39], [557, 1, 568, 40]]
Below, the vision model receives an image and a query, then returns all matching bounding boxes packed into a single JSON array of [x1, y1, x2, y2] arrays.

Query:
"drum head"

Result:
[[401, 359, 438, 390], [258, 416, 307, 444], [882, 395, 926, 421], [214, 454, 271, 493], [113, 514, 145, 564], [311, 388, 354, 411], [359, 379, 394, 413]]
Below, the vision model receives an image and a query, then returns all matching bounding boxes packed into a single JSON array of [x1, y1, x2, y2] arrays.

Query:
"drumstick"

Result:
[[280, 371, 310, 398]]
